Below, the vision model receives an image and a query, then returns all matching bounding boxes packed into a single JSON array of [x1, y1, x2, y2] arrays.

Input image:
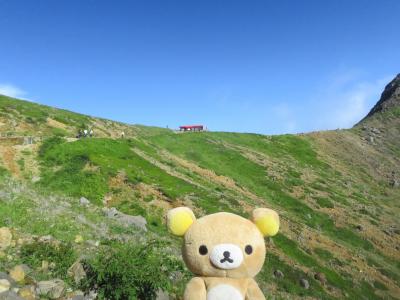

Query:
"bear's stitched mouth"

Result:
[[220, 257, 234, 263], [220, 251, 234, 263]]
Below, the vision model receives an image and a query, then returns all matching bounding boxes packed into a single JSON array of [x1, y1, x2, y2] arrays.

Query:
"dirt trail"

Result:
[[131, 147, 205, 190], [160, 150, 264, 212], [132, 144, 267, 212]]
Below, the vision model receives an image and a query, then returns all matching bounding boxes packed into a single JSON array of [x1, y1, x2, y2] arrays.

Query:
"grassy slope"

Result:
[[1, 95, 399, 299], [0, 94, 170, 138]]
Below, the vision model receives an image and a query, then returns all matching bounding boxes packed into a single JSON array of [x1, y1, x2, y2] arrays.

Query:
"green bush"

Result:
[[315, 197, 334, 208], [313, 247, 334, 261], [0, 166, 9, 178], [373, 280, 388, 290], [20, 241, 77, 278], [51, 127, 69, 137], [81, 240, 188, 300], [39, 136, 65, 158]]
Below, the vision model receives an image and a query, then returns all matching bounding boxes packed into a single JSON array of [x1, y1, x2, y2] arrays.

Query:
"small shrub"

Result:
[[373, 280, 388, 290], [0, 166, 9, 178], [315, 197, 334, 208], [81, 240, 188, 300], [143, 195, 154, 202], [51, 127, 68, 137], [17, 158, 25, 170], [314, 248, 334, 261], [39, 136, 65, 158], [20, 241, 76, 278]]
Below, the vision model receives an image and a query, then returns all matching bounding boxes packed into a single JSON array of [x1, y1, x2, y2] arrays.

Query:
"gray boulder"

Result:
[[37, 279, 65, 299], [390, 179, 399, 188], [79, 197, 90, 206], [299, 278, 310, 289], [273, 269, 284, 279], [0, 273, 15, 286], [0, 291, 24, 300], [67, 261, 86, 284], [314, 272, 327, 285], [156, 289, 170, 300], [102, 207, 147, 231]]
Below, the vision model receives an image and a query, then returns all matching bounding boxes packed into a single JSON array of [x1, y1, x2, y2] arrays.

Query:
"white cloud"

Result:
[[333, 82, 380, 128], [311, 73, 393, 130], [0, 83, 26, 98]]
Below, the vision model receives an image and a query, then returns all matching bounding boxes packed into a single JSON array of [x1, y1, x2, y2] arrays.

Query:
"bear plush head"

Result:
[[167, 207, 279, 279]]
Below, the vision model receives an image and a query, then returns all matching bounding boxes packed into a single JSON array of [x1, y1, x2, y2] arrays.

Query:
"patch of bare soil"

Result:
[[46, 117, 68, 130], [91, 118, 139, 139], [0, 145, 20, 177], [83, 162, 100, 173], [106, 170, 173, 212], [14, 144, 41, 181]]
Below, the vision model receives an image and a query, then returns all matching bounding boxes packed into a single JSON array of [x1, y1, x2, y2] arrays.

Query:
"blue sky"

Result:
[[0, 0, 399, 134]]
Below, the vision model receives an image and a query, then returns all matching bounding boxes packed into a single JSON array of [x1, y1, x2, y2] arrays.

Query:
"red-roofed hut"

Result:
[[179, 125, 204, 132]]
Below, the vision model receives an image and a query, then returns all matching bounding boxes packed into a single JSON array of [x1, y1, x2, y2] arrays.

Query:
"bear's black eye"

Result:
[[199, 245, 208, 255], [245, 245, 253, 255]]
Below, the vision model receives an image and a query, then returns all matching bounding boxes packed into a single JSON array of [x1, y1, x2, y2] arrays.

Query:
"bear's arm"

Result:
[[184, 277, 207, 300], [245, 278, 266, 300]]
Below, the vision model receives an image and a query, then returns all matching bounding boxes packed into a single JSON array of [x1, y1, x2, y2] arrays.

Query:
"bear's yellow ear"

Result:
[[252, 208, 280, 237], [167, 207, 196, 236]]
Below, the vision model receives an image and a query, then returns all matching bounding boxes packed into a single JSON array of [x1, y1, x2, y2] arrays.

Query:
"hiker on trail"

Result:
[[121, 131, 125, 138], [83, 129, 88, 137], [89, 129, 93, 137]]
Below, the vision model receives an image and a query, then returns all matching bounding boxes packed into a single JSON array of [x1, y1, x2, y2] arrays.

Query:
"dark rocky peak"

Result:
[[364, 73, 400, 119]]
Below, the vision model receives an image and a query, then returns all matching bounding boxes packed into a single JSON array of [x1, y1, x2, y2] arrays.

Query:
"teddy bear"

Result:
[[167, 206, 280, 300]]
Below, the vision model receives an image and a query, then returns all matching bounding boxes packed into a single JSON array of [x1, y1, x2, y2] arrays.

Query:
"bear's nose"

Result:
[[210, 244, 243, 270]]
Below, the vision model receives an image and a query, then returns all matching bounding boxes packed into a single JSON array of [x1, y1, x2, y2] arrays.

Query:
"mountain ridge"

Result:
[[357, 73, 400, 125], [0, 75, 399, 299]]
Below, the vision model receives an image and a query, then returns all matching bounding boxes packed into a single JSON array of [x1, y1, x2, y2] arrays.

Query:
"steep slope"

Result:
[[1, 76, 399, 299], [0, 94, 169, 138], [360, 73, 400, 121]]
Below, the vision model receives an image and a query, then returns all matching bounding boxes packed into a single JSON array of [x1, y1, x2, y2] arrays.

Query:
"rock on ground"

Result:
[[9, 265, 30, 283], [273, 269, 284, 278], [18, 285, 36, 300], [37, 279, 65, 299], [67, 261, 86, 284], [0, 291, 24, 300], [79, 197, 90, 206], [390, 179, 399, 187], [156, 289, 170, 300], [0, 228, 12, 250], [314, 272, 327, 285], [0, 279, 10, 294], [299, 278, 310, 289], [0, 273, 15, 286], [102, 207, 147, 231]]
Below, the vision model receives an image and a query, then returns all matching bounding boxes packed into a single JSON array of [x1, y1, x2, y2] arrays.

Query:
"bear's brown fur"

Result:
[[167, 207, 279, 300]]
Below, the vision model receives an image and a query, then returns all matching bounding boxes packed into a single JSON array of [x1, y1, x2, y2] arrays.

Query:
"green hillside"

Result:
[[0, 75, 399, 299]]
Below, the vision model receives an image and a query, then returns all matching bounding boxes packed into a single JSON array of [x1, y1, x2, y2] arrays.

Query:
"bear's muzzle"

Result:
[[210, 244, 243, 270]]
